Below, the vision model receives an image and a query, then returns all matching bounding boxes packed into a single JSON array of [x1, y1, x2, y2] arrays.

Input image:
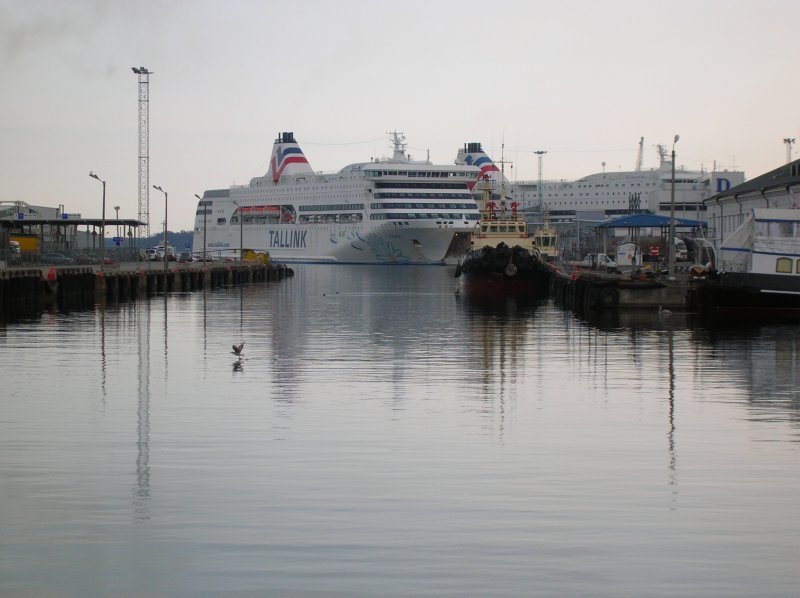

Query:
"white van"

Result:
[[7, 240, 21, 264], [149, 245, 177, 261], [674, 238, 689, 261]]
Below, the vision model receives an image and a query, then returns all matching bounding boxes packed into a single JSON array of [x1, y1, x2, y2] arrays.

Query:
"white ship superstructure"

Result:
[[193, 132, 481, 264], [512, 143, 745, 222]]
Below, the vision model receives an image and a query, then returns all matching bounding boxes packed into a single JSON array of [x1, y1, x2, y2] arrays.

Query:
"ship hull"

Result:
[[457, 243, 550, 299], [694, 272, 800, 314], [460, 271, 546, 298], [198, 222, 464, 265]]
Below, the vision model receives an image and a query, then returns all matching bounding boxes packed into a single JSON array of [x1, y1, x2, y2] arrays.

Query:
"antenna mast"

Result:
[[132, 67, 152, 241], [496, 143, 513, 216], [387, 130, 407, 161]]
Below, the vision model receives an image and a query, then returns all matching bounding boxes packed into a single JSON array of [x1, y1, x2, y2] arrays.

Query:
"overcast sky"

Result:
[[1, 0, 798, 231]]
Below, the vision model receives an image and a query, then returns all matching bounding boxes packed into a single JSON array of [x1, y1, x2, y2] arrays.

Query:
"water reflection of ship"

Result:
[[691, 323, 800, 432], [456, 294, 539, 436]]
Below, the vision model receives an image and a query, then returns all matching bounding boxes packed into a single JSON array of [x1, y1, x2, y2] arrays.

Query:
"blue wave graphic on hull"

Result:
[[365, 236, 410, 263]]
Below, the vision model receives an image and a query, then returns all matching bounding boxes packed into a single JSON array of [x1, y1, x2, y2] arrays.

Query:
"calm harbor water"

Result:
[[1, 265, 799, 597]]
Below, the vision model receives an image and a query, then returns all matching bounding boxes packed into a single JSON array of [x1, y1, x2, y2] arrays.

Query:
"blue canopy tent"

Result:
[[593, 213, 707, 264], [594, 213, 707, 231]]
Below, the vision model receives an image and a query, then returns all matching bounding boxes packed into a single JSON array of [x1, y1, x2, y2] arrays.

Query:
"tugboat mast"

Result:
[[495, 143, 513, 217]]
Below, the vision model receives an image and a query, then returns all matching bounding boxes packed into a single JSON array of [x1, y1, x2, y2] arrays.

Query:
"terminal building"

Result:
[[1, 201, 141, 265]]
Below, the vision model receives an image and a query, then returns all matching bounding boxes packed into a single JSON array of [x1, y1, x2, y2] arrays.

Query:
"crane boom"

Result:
[[635, 136, 644, 171]]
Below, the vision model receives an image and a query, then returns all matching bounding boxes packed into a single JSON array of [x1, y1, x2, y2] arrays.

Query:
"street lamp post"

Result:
[[668, 134, 680, 280], [153, 185, 168, 272], [195, 194, 207, 263], [89, 172, 106, 263], [232, 200, 243, 261], [534, 150, 546, 213], [784, 138, 796, 164], [114, 206, 120, 238]]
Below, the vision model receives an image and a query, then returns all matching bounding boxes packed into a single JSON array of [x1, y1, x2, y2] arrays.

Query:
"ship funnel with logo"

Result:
[[455, 141, 513, 200], [267, 132, 314, 184]]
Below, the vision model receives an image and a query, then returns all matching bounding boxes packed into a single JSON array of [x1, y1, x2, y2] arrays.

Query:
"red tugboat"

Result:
[[456, 169, 550, 299]]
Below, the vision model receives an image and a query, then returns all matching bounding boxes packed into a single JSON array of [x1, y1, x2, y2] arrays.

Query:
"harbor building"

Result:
[[704, 159, 800, 247]]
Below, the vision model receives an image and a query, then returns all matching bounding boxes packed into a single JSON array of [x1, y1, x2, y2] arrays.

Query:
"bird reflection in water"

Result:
[[233, 359, 243, 372]]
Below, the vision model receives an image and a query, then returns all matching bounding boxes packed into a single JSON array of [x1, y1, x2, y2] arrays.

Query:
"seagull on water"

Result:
[[232, 341, 245, 356]]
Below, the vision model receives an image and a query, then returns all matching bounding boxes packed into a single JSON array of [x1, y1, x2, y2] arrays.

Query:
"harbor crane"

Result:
[[635, 137, 644, 171]]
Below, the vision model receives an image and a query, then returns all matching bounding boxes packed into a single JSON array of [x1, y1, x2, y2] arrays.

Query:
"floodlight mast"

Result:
[[132, 66, 152, 243]]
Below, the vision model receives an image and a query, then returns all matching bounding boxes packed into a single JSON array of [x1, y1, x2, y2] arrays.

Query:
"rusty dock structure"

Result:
[[548, 263, 702, 313], [0, 262, 292, 319]]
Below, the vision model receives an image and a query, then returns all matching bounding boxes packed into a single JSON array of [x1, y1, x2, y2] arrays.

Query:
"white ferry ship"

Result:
[[512, 141, 745, 222], [193, 132, 481, 264]]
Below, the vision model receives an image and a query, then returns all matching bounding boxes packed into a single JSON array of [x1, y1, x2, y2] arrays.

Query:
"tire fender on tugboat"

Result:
[[598, 286, 619, 308]]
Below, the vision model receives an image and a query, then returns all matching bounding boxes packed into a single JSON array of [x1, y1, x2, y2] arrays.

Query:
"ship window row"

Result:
[[775, 258, 800, 274], [231, 215, 281, 225], [298, 213, 363, 224], [231, 214, 296, 225], [371, 202, 478, 210], [366, 170, 477, 179], [570, 183, 655, 188], [298, 203, 364, 212], [373, 192, 472, 200], [374, 182, 468, 190], [481, 223, 527, 234], [196, 208, 213, 215], [547, 192, 654, 198], [370, 213, 479, 221], [658, 203, 707, 211]]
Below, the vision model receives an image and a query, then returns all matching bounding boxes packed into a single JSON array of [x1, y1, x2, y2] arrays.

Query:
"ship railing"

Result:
[[753, 237, 800, 254]]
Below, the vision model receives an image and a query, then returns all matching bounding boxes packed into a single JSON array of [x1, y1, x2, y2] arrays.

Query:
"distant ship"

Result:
[[193, 132, 481, 264], [513, 139, 746, 222]]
